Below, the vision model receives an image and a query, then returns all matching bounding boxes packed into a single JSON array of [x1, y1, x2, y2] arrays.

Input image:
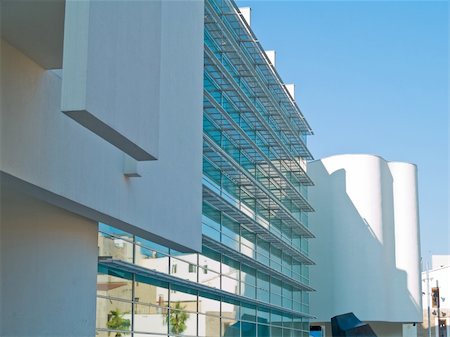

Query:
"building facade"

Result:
[[308, 154, 422, 337], [96, 0, 316, 336], [1, 0, 315, 336]]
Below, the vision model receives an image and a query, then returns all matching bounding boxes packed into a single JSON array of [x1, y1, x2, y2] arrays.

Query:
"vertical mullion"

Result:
[[131, 235, 136, 337]]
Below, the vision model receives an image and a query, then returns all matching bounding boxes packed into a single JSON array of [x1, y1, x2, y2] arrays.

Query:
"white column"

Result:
[[389, 161, 422, 321], [1, 192, 98, 337]]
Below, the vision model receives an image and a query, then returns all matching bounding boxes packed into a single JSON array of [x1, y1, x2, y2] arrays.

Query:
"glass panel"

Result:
[[200, 247, 221, 273], [170, 295, 197, 314], [171, 257, 198, 282], [282, 285, 293, 310], [302, 292, 309, 306], [198, 313, 221, 337], [222, 275, 240, 295], [135, 248, 169, 275], [271, 247, 282, 273], [134, 304, 168, 334], [257, 289, 270, 304], [240, 304, 256, 322], [282, 313, 293, 328], [258, 324, 271, 337], [99, 223, 133, 241], [169, 307, 197, 336], [221, 301, 240, 321], [293, 300, 302, 313], [240, 282, 256, 299], [271, 311, 283, 327], [222, 318, 240, 337], [282, 254, 292, 277], [283, 328, 293, 337], [135, 236, 169, 255], [256, 251, 270, 266], [199, 268, 221, 290], [134, 278, 168, 308], [98, 232, 133, 264], [292, 316, 303, 330], [271, 326, 283, 337], [257, 271, 270, 301], [222, 256, 240, 278], [97, 273, 132, 301], [241, 321, 256, 337], [203, 221, 221, 241], [241, 265, 256, 286], [271, 278, 282, 307], [241, 228, 256, 258], [96, 297, 132, 332], [222, 231, 240, 251], [199, 296, 221, 316], [95, 330, 109, 337]]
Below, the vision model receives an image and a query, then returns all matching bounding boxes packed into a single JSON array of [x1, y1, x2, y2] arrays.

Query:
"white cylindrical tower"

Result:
[[388, 162, 422, 321]]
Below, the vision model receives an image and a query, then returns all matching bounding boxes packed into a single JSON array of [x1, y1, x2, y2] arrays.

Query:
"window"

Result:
[[203, 265, 208, 274], [189, 264, 197, 273], [171, 264, 178, 274]]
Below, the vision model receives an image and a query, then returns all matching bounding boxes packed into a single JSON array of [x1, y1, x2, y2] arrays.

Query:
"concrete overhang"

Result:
[[2, 0, 160, 161]]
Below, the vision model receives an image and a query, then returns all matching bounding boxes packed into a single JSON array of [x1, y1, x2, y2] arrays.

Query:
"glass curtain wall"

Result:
[[97, 225, 311, 337], [95, 0, 314, 335]]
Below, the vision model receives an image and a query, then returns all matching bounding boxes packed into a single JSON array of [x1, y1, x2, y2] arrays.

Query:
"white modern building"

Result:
[[1, 1, 316, 336], [308, 154, 422, 337], [421, 255, 450, 337]]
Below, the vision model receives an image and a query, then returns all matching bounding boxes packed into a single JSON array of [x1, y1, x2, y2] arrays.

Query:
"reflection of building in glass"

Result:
[[95, 0, 316, 335]]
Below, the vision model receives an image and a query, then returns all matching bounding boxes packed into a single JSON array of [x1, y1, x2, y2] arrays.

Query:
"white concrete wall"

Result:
[[309, 154, 422, 323], [0, 0, 204, 252], [0, 191, 98, 337], [389, 162, 422, 319], [62, 0, 161, 161], [432, 255, 450, 269]]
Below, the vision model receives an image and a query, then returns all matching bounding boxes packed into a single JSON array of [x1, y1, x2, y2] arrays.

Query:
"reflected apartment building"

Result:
[[1, 0, 315, 337]]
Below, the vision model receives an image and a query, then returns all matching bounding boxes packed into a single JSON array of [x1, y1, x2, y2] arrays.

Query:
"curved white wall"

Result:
[[388, 162, 422, 319], [308, 154, 421, 323]]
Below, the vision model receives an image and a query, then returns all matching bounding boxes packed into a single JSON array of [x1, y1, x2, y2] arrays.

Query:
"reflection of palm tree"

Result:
[[163, 302, 190, 334], [107, 309, 130, 337]]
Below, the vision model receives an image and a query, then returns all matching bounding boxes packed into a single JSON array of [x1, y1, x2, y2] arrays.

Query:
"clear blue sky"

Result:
[[237, 0, 449, 262]]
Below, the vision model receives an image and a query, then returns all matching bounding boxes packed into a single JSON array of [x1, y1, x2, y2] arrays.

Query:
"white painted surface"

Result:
[[0, 0, 204, 253], [285, 83, 295, 100], [0, 192, 98, 337], [239, 7, 251, 26], [265, 50, 276, 66], [432, 255, 450, 269], [402, 323, 418, 337], [62, 0, 161, 160], [389, 161, 422, 319], [309, 154, 422, 323]]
